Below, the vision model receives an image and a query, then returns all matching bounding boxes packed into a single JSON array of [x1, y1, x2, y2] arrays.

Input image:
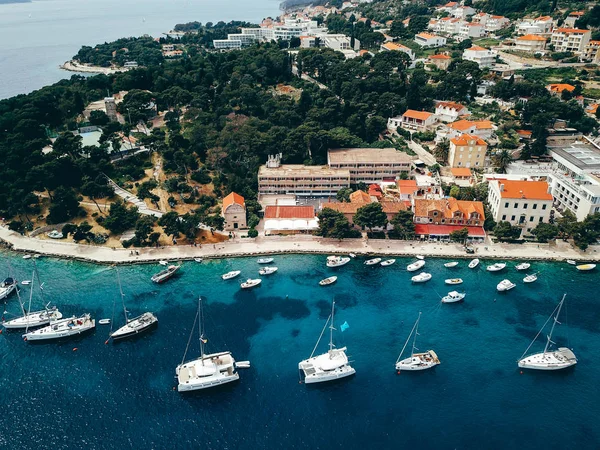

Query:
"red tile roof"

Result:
[[450, 133, 487, 146], [450, 167, 472, 177], [494, 180, 552, 200], [264, 205, 315, 219], [223, 192, 244, 210], [402, 109, 434, 120]]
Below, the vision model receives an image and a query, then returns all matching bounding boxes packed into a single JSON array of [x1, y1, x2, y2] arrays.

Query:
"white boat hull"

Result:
[[302, 366, 356, 384], [326, 257, 350, 268], [468, 259, 479, 269], [176, 351, 239, 392], [24, 316, 95, 341], [518, 348, 577, 371], [2, 310, 63, 329], [111, 313, 157, 340], [395, 351, 440, 371], [445, 279, 463, 285]]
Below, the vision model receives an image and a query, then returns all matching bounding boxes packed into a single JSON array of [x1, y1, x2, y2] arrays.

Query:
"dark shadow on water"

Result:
[[463, 316, 479, 327], [291, 328, 300, 338]]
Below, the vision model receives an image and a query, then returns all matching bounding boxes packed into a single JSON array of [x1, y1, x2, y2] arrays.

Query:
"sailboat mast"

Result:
[[543, 294, 566, 355], [26, 269, 34, 315], [199, 297, 205, 365], [328, 300, 335, 352], [411, 312, 421, 358], [116, 268, 128, 324]]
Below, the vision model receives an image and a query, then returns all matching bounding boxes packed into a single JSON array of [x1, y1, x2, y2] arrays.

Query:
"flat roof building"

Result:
[[327, 148, 413, 183]]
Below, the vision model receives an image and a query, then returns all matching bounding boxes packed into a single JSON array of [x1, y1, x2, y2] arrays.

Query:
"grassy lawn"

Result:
[[473, 38, 500, 48], [583, 88, 600, 99]]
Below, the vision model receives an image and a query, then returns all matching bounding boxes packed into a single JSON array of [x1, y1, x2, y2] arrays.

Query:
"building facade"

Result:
[[448, 134, 488, 168], [414, 33, 447, 48], [514, 34, 547, 52], [222, 192, 247, 230], [435, 101, 470, 123], [413, 198, 486, 241], [393, 110, 437, 131], [551, 28, 591, 54], [462, 46, 497, 68], [487, 180, 553, 232], [327, 148, 413, 183]]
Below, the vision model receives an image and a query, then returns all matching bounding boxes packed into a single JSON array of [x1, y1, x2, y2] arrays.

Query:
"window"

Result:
[[514, 203, 518, 208], [502, 215, 506, 220], [523, 204, 528, 209], [542, 204, 547, 210], [533, 204, 537, 209], [539, 217, 543, 222], [511, 215, 515, 221], [504, 202, 509, 208], [529, 216, 534, 222]]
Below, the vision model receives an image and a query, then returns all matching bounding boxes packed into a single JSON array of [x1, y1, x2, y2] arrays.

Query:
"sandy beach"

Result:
[[60, 60, 129, 74], [0, 226, 597, 265]]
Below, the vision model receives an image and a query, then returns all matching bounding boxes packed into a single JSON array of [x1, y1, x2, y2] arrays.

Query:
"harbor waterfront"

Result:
[[1, 251, 599, 449]]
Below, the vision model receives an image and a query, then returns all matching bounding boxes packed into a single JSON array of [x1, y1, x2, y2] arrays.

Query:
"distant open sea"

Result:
[[0, 252, 599, 449], [0, 0, 281, 99]]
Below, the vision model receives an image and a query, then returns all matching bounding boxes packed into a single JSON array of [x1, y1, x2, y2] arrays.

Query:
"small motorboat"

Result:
[[21, 280, 31, 286], [576, 264, 596, 271], [468, 258, 479, 269], [47, 230, 63, 239], [259, 266, 278, 275], [523, 274, 538, 283], [380, 259, 396, 267], [326, 256, 350, 268], [515, 262, 530, 271], [159, 260, 168, 266], [365, 258, 382, 266], [416, 255, 425, 260], [566, 260, 576, 265], [235, 361, 251, 369], [407, 260, 426, 272], [257, 258, 274, 264], [0, 278, 18, 300], [151, 265, 180, 283], [98, 319, 111, 325], [319, 276, 338, 286], [22, 255, 31, 260], [241, 278, 262, 289], [349, 253, 356, 258], [444, 278, 463, 285], [486, 263, 506, 272], [444, 261, 459, 268], [411, 272, 432, 283], [194, 258, 203, 263], [497, 279, 516, 292], [442, 291, 465, 303], [222, 270, 241, 280]]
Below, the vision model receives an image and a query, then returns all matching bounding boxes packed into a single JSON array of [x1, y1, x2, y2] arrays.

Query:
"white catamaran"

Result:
[[517, 294, 577, 371], [395, 312, 440, 372], [110, 268, 158, 341], [176, 297, 242, 392], [298, 301, 355, 384], [2, 264, 62, 330]]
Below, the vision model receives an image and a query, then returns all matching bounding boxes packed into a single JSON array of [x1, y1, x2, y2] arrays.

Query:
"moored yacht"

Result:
[[258, 266, 278, 276], [487, 263, 506, 272], [222, 270, 241, 280], [442, 291, 465, 303], [176, 298, 242, 392], [444, 278, 463, 285], [257, 257, 274, 264], [523, 273, 538, 283], [241, 278, 261, 289], [517, 294, 577, 371], [407, 260, 426, 272], [23, 314, 95, 341], [364, 258, 382, 266], [411, 272, 432, 283], [0, 277, 17, 300], [497, 279, 516, 292], [319, 276, 337, 286], [326, 256, 350, 268], [576, 263, 596, 271], [395, 312, 440, 372], [515, 262, 531, 271], [298, 301, 355, 384], [151, 265, 180, 283]]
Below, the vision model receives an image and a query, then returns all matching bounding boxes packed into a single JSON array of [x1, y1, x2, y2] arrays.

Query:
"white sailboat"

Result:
[[444, 278, 463, 285], [380, 259, 396, 266], [298, 301, 355, 384], [241, 278, 261, 289], [515, 262, 531, 271], [23, 314, 95, 341], [517, 294, 577, 371], [0, 277, 17, 300], [395, 312, 440, 372], [2, 264, 62, 330], [257, 257, 274, 264], [176, 298, 241, 392], [523, 273, 538, 283], [319, 276, 337, 286], [110, 268, 158, 341]]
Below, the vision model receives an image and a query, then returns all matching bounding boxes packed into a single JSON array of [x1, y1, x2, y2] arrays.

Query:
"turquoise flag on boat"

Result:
[[340, 321, 349, 332]]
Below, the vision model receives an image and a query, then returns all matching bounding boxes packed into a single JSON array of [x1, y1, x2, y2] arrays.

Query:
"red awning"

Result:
[[414, 224, 486, 237]]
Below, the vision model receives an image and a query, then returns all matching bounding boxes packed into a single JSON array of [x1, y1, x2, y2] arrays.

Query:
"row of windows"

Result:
[[501, 215, 544, 223], [503, 202, 547, 210]]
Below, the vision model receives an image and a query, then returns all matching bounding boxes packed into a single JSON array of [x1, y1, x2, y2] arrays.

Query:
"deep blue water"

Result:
[[0, 253, 599, 449]]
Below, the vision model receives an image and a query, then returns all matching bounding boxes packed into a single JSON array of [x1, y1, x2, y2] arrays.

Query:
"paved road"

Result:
[[407, 139, 437, 166], [105, 177, 164, 218]]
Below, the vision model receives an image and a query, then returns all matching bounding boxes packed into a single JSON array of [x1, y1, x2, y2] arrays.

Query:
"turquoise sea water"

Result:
[[0, 252, 599, 449]]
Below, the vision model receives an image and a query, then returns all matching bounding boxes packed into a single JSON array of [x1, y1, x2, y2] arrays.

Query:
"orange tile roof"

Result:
[[547, 83, 575, 93], [467, 45, 488, 51], [414, 198, 485, 221], [516, 129, 533, 136], [448, 119, 493, 131], [428, 54, 451, 59], [490, 15, 507, 19], [264, 205, 315, 219], [349, 190, 371, 204], [382, 42, 410, 51], [359, 50, 370, 55], [396, 179, 418, 194], [450, 133, 487, 146], [437, 101, 466, 111], [402, 109, 434, 120], [588, 40, 600, 46], [451, 167, 472, 177], [381, 201, 407, 213], [416, 32, 438, 39], [495, 180, 552, 200], [223, 192, 245, 210], [568, 11, 584, 16], [555, 28, 590, 34], [585, 104, 598, 114], [517, 34, 547, 41], [536, 16, 552, 21]]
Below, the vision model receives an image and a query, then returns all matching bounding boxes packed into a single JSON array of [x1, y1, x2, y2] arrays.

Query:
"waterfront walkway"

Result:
[[0, 226, 597, 265]]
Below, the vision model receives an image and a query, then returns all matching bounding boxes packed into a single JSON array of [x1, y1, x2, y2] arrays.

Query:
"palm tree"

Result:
[[494, 149, 512, 173]]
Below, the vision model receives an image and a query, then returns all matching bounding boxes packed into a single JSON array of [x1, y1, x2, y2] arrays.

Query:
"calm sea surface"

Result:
[[0, 0, 281, 99], [0, 252, 599, 449]]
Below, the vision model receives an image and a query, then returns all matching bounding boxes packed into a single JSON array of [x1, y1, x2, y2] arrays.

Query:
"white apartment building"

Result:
[[391, 110, 437, 132], [451, 5, 476, 18], [516, 16, 554, 35], [484, 15, 510, 32], [301, 34, 360, 58], [213, 39, 242, 50], [583, 40, 600, 63], [514, 34, 547, 52], [459, 22, 485, 39], [434, 101, 470, 123], [551, 28, 591, 54], [414, 33, 447, 48], [327, 148, 413, 183], [462, 46, 497, 68], [436, 119, 495, 142], [380, 42, 415, 60], [547, 139, 600, 220], [487, 179, 553, 233], [564, 11, 584, 28]]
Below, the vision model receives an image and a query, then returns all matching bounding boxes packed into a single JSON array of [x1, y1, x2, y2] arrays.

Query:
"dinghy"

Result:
[[380, 259, 396, 267], [444, 261, 459, 268], [319, 276, 337, 286], [468, 258, 479, 269], [444, 278, 463, 285]]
